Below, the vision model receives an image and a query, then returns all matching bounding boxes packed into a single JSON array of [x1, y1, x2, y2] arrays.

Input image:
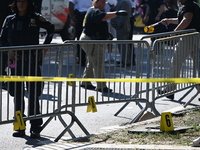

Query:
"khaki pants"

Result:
[[80, 33, 107, 89]]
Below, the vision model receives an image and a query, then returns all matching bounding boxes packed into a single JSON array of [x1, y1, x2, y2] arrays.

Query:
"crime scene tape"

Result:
[[1, 76, 200, 83]]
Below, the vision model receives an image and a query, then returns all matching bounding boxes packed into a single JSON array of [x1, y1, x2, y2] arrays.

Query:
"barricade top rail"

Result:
[[64, 39, 150, 45], [0, 40, 151, 51], [0, 43, 73, 51], [152, 32, 200, 48], [140, 29, 197, 40]]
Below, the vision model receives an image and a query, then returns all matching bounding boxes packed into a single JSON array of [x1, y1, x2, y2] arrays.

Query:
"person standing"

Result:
[[158, 0, 200, 99], [69, 0, 92, 67], [143, 0, 166, 31], [111, 0, 132, 67], [80, 0, 127, 93], [0, 0, 54, 138], [161, 0, 178, 32], [0, 0, 13, 89], [104, 0, 117, 62], [129, 0, 136, 65]]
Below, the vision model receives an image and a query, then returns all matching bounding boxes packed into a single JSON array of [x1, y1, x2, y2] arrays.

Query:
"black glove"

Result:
[[116, 10, 128, 16]]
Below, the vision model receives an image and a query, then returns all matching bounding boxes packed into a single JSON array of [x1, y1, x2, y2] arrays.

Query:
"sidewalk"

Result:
[[27, 105, 200, 150], [29, 143, 200, 150]]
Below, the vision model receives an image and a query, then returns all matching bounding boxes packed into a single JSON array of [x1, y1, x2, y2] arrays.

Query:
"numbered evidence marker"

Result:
[[68, 74, 73, 86], [160, 112, 174, 131], [13, 111, 26, 131], [87, 96, 97, 113]]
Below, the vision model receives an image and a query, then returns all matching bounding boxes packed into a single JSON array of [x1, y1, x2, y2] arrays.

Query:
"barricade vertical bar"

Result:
[[57, 47, 64, 111]]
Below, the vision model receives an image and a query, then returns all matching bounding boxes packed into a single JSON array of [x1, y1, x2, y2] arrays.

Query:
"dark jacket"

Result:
[[178, 0, 200, 32], [0, 13, 54, 46]]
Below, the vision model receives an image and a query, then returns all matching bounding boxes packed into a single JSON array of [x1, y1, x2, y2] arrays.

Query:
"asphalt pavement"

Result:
[[1, 34, 200, 150], [24, 105, 200, 150]]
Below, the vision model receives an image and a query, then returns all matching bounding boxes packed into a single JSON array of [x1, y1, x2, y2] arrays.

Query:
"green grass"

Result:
[[69, 109, 200, 146]]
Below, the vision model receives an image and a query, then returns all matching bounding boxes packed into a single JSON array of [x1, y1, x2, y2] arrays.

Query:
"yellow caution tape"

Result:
[[0, 76, 200, 83], [87, 96, 97, 113]]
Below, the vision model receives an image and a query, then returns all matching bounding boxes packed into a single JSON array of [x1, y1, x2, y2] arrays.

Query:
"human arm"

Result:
[[174, 12, 193, 31], [102, 10, 127, 21], [143, 4, 150, 23], [109, 0, 130, 28], [0, 17, 9, 47], [0, 16, 18, 60], [102, 12, 117, 21], [36, 14, 54, 55], [69, 1, 77, 26], [161, 18, 178, 25], [161, 12, 193, 31], [37, 14, 54, 44], [155, 4, 165, 21]]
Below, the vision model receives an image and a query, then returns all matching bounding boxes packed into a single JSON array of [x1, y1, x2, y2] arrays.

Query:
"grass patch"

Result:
[[69, 109, 200, 146]]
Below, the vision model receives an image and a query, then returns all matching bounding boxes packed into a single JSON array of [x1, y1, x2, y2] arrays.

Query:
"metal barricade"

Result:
[[115, 29, 199, 119], [0, 43, 89, 142], [66, 40, 158, 124], [0, 40, 154, 141], [151, 32, 200, 107], [1, 30, 199, 141], [140, 29, 197, 44]]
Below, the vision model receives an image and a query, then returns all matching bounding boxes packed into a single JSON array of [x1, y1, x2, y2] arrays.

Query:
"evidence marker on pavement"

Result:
[[13, 111, 26, 131], [160, 112, 174, 131], [87, 96, 97, 113], [128, 112, 192, 133]]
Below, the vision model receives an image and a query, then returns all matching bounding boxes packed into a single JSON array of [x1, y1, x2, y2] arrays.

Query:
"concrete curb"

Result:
[[28, 143, 200, 150]]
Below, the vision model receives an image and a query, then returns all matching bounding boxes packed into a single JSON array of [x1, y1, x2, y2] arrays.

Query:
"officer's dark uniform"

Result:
[[0, 0, 13, 80], [0, 13, 54, 132], [146, 0, 166, 33], [178, 0, 200, 32]]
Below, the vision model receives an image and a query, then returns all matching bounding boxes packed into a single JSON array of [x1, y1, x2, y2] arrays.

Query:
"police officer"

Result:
[[69, 0, 92, 67], [0, 0, 13, 89], [143, 0, 166, 29], [0, 0, 54, 138], [158, 0, 200, 99], [80, 0, 127, 93], [111, 0, 132, 67]]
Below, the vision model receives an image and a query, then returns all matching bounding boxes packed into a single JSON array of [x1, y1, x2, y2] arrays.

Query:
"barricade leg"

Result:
[[41, 106, 90, 142], [183, 91, 199, 108], [178, 87, 194, 102], [40, 113, 76, 139], [114, 101, 143, 116], [55, 110, 90, 142]]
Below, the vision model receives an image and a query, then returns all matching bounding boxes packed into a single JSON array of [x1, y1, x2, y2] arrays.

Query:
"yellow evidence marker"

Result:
[[67, 74, 73, 85], [87, 96, 97, 113], [160, 112, 174, 131], [13, 111, 26, 131]]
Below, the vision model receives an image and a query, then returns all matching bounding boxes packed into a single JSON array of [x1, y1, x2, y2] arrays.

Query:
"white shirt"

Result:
[[69, 0, 92, 12], [129, 0, 136, 8], [107, 0, 117, 6]]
